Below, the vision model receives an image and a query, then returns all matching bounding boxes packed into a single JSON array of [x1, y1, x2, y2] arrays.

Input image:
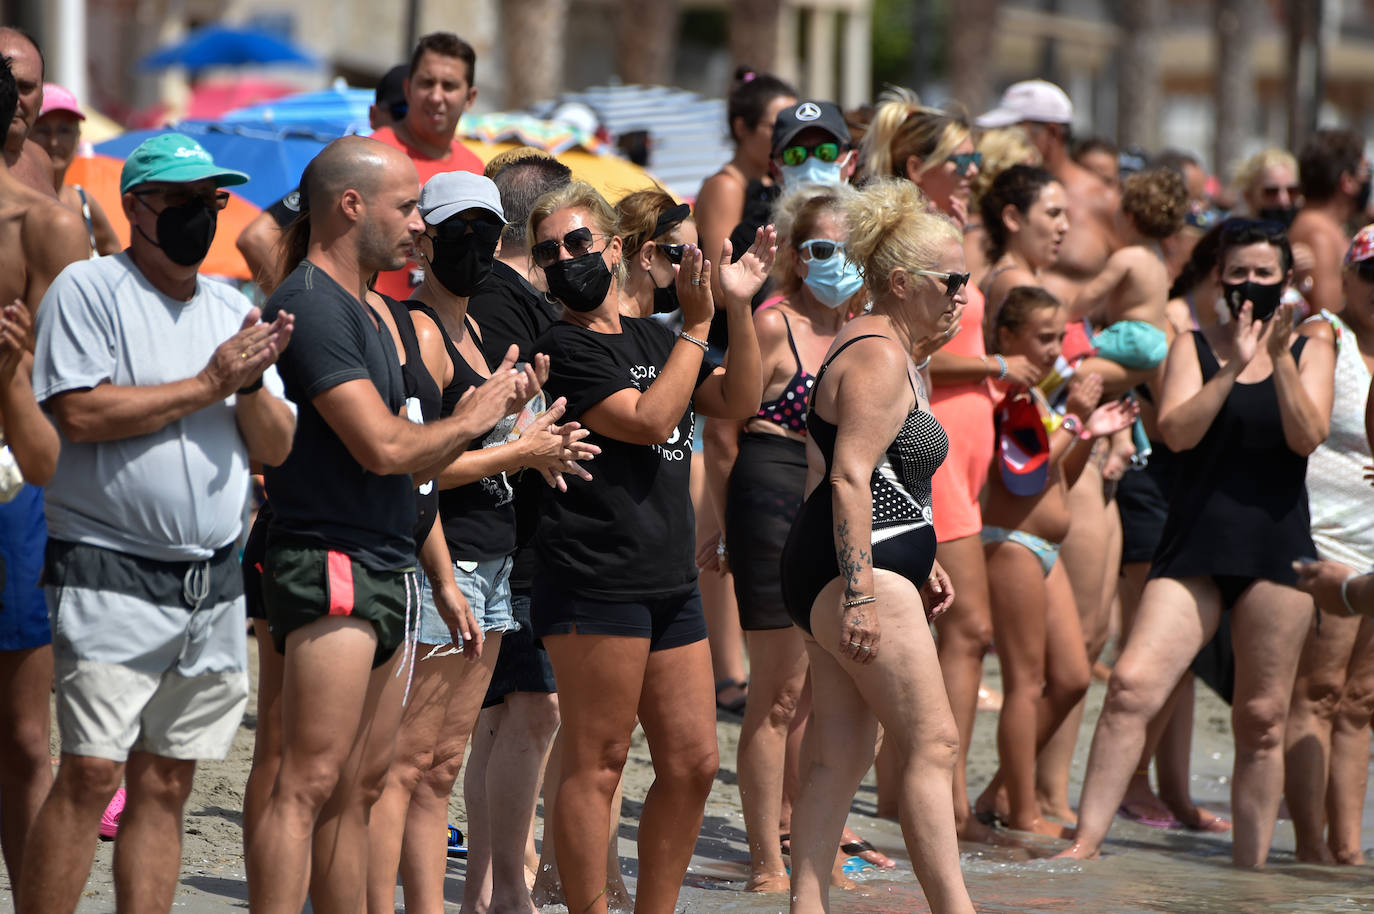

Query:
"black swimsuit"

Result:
[[780, 335, 948, 634]]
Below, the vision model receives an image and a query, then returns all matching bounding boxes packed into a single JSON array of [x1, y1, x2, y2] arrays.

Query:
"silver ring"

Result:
[[858, 645, 871, 652], [691, 278, 703, 286], [848, 641, 861, 648]]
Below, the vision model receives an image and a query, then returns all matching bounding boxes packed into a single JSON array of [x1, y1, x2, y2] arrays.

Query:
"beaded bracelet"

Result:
[[842, 595, 877, 608], [679, 332, 709, 352], [993, 353, 1008, 381], [1341, 574, 1359, 614]]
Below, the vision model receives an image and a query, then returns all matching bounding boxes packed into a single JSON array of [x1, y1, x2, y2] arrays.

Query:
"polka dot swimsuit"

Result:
[[755, 312, 815, 435]]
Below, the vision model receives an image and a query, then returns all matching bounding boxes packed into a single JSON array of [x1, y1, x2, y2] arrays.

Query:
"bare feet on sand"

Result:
[[1054, 840, 1099, 861], [745, 870, 791, 893]]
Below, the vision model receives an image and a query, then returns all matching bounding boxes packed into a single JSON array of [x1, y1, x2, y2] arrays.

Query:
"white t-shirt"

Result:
[[33, 252, 255, 561]]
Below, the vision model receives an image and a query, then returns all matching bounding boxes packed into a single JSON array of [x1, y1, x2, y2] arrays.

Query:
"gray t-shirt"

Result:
[[33, 252, 255, 561]]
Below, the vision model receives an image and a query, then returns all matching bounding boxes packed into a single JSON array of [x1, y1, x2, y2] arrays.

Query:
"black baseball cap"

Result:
[[771, 100, 851, 157], [376, 64, 409, 110]]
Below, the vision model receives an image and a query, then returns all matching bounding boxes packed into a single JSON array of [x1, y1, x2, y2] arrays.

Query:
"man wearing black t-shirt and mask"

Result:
[[245, 135, 536, 914]]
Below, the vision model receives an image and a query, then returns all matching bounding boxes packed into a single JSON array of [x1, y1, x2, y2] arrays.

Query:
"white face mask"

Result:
[[781, 155, 845, 188]]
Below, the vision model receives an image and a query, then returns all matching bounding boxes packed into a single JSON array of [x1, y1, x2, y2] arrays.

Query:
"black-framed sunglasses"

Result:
[[947, 151, 982, 177], [133, 187, 231, 211], [915, 269, 970, 298], [798, 239, 846, 262], [1352, 258, 1374, 283], [436, 214, 505, 245], [531, 226, 608, 268], [656, 243, 686, 264], [780, 141, 844, 167]]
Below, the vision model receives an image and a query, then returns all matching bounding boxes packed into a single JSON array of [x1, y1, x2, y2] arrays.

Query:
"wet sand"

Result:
[[2, 639, 1371, 913]]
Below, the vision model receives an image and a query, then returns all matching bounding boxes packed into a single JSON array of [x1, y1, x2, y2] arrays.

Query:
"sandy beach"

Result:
[[3, 638, 1372, 914]]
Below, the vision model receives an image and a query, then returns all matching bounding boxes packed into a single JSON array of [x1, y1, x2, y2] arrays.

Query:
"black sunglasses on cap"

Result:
[[531, 226, 608, 268], [915, 269, 970, 298]]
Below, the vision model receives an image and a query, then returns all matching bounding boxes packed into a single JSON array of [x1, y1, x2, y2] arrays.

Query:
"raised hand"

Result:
[[1085, 397, 1141, 438], [1264, 301, 1296, 362], [458, 345, 530, 431], [1232, 301, 1268, 367], [0, 300, 32, 383], [203, 307, 293, 397], [675, 244, 714, 331], [718, 224, 778, 306]]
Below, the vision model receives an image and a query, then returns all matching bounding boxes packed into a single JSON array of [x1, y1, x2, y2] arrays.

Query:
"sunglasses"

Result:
[[1260, 184, 1301, 199], [1353, 259, 1374, 283], [915, 269, 970, 298], [133, 187, 231, 211], [780, 141, 844, 168], [798, 239, 847, 262], [531, 226, 608, 268], [436, 214, 505, 245], [656, 242, 686, 264], [947, 151, 983, 177]]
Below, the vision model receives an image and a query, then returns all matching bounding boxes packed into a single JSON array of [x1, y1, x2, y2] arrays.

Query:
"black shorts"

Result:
[[482, 592, 558, 708], [241, 505, 271, 621], [725, 432, 806, 631], [261, 542, 413, 668], [1116, 446, 1176, 565], [530, 578, 708, 652]]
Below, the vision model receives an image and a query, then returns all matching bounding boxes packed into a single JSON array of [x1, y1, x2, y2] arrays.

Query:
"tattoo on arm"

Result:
[[836, 519, 871, 600]]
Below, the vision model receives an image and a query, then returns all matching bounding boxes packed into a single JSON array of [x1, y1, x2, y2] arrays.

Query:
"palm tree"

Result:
[[949, 0, 1001, 114], [616, 0, 682, 85], [1117, 0, 1166, 152], [730, 0, 782, 73], [1213, 0, 1257, 180], [500, 0, 570, 109]]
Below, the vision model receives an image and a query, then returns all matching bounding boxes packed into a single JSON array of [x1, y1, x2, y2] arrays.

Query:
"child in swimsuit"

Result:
[[975, 286, 1139, 838]]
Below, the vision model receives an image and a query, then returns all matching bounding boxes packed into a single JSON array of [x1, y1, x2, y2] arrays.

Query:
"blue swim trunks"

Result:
[[0, 485, 51, 651]]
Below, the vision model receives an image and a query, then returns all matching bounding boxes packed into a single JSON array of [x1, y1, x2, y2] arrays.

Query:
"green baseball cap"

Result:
[[119, 133, 250, 195]]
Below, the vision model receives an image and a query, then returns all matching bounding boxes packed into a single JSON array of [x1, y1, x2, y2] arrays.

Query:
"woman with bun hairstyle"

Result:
[[859, 88, 1009, 838], [780, 178, 972, 914]]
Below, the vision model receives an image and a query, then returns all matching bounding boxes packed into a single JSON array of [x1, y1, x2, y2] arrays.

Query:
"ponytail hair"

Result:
[[859, 86, 971, 182]]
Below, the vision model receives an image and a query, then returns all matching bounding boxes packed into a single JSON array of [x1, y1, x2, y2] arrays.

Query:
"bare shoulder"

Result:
[[1298, 314, 1336, 342], [753, 302, 790, 339], [696, 170, 745, 209], [22, 195, 86, 238]]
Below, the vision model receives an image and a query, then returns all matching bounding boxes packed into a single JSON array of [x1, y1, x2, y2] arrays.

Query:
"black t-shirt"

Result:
[[465, 260, 559, 369], [463, 263, 557, 590], [533, 317, 716, 599], [266, 188, 302, 229], [263, 261, 417, 570]]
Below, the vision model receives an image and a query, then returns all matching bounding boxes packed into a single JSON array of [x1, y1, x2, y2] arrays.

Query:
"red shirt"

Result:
[[370, 126, 485, 301]]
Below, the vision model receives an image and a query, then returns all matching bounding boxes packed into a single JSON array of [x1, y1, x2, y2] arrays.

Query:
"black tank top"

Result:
[[1150, 330, 1314, 585], [384, 296, 442, 544], [418, 306, 518, 561]]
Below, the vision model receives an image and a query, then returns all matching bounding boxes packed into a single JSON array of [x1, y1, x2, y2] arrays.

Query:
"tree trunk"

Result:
[[1213, 0, 1257, 180], [616, 0, 681, 86], [1285, 0, 1324, 153], [1117, 0, 1166, 151], [500, 0, 569, 109], [948, 0, 1000, 113], [730, 0, 782, 74]]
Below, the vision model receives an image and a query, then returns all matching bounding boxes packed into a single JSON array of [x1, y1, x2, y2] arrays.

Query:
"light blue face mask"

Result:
[[801, 242, 864, 308], [781, 156, 844, 188]]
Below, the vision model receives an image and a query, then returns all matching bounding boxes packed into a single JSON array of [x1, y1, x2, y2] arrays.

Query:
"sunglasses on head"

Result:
[[915, 269, 970, 298], [798, 239, 847, 262], [133, 187, 231, 211], [780, 141, 844, 168], [531, 226, 608, 268], [947, 151, 983, 177], [436, 214, 505, 245]]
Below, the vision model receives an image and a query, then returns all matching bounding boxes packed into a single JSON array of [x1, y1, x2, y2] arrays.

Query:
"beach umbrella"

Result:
[[140, 24, 317, 72], [63, 153, 261, 280], [459, 140, 668, 203], [220, 82, 374, 134], [460, 112, 604, 156], [96, 122, 338, 209]]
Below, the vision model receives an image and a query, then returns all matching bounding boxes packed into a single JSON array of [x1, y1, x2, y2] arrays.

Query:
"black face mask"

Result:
[[136, 199, 217, 266], [652, 274, 680, 314], [425, 230, 496, 297], [545, 250, 613, 313], [1257, 206, 1298, 228], [1223, 279, 1284, 321]]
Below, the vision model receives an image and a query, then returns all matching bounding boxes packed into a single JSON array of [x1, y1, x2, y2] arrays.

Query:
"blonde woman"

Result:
[[780, 178, 973, 914]]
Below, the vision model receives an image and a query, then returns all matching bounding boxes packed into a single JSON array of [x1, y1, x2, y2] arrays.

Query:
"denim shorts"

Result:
[[417, 555, 518, 646]]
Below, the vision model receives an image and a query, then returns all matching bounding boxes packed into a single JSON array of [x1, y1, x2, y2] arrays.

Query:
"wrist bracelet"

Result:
[[679, 331, 709, 353], [1341, 573, 1359, 614], [842, 595, 876, 608], [237, 376, 264, 395], [915, 356, 931, 371], [993, 354, 1008, 381], [716, 538, 727, 557]]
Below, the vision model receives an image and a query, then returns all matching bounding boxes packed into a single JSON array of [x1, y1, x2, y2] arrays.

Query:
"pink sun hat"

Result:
[[1345, 223, 1374, 265], [39, 83, 85, 120]]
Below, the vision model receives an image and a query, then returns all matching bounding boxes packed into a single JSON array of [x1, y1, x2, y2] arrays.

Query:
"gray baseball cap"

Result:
[[419, 171, 505, 225]]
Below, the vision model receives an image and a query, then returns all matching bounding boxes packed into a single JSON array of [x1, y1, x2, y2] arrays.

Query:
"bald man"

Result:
[[0, 52, 90, 903], [0, 28, 56, 197], [245, 136, 535, 914]]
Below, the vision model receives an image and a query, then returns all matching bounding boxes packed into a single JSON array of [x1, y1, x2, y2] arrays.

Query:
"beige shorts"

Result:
[[46, 540, 248, 762]]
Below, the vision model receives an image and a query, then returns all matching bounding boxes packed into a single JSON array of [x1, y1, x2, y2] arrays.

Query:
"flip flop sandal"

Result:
[[447, 825, 467, 858], [841, 856, 875, 875], [779, 832, 791, 855], [99, 787, 126, 840], [841, 838, 894, 868], [715, 678, 748, 716]]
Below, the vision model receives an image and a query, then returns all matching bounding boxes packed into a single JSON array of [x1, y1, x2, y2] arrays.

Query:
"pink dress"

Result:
[[929, 284, 996, 543]]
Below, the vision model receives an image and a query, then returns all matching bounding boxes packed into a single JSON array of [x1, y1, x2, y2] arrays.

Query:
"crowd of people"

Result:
[[1, 22, 1374, 914]]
